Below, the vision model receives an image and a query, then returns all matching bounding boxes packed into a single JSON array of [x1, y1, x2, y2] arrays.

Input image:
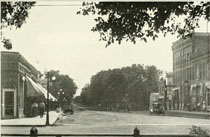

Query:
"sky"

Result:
[[2, 1, 210, 96]]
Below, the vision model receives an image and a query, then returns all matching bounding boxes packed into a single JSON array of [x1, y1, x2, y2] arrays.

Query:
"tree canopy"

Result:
[[78, 2, 210, 47], [79, 64, 161, 111], [48, 70, 78, 104], [1, 1, 35, 49]]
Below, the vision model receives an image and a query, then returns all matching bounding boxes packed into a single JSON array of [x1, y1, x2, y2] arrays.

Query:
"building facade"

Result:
[[1, 51, 56, 119], [172, 32, 210, 111]]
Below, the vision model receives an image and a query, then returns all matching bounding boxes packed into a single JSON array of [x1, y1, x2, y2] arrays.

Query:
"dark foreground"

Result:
[[1, 110, 210, 135]]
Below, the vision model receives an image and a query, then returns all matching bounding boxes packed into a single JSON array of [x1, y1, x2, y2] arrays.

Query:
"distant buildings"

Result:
[[1, 51, 56, 119], [158, 73, 173, 110], [171, 32, 210, 111]]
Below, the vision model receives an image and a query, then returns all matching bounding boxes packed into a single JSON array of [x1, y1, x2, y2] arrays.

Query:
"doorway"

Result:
[[2, 89, 17, 119]]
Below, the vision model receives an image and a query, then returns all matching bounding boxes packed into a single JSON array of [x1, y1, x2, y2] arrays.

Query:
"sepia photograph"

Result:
[[1, 1, 210, 137]]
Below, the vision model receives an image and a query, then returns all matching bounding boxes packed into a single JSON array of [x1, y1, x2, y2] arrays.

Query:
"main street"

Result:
[[1, 110, 210, 135]]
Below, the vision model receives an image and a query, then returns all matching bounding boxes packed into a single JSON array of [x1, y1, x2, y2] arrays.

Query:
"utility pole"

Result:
[[45, 72, 50, 126], [164, 79, 167, 110]]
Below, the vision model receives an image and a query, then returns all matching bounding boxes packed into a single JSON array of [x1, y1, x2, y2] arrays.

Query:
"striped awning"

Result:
[[26, 76, 57, 101], [36, 83, 57, 101], [26, 76, 45, 97]]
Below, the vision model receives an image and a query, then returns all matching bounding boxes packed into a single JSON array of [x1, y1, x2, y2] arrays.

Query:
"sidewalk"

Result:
[[1, 111, 63, 127], [166, 110, 210, 119]]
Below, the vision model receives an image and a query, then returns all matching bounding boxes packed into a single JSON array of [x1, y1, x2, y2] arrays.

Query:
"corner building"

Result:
[[172, 32, 210, 111], [1, 51, 56, 119]]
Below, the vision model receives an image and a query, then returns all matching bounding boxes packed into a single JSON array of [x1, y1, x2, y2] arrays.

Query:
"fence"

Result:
[[0, 134, 196, 137], [1, 127, 200, 137]]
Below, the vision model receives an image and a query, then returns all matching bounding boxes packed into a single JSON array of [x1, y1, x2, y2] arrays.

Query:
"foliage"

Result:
[[80, 84, 92, 105], [2, 38, 12, 50], [1, 1, 35, 49], [77, 2, 210, 47], [73, 96, 82, 104], [79, 64, 161, 111], [48, 70, 77, 103], [189, 125, 209, 137]]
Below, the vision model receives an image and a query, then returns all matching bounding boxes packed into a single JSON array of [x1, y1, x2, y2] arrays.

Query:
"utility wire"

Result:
[[34, 4, 82, 6]]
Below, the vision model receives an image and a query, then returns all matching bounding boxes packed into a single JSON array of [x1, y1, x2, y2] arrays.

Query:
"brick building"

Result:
[[1, 51, 56, 119], [172, 32, 210, 111]]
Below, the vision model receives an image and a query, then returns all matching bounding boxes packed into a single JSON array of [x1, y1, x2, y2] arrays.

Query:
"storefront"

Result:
[[1, 51, 56, 119], [172, 87, 180, 110], [189, 83, 208, 111]]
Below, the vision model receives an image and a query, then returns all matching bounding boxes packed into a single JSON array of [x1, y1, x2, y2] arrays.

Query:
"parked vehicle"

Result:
[[150, 102, 165, 115], [63, 105, 74, 115], [149, 93, 165, 115]]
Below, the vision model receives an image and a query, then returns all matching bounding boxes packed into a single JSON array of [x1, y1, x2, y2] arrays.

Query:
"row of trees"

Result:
[[75, 64, 161, 111]]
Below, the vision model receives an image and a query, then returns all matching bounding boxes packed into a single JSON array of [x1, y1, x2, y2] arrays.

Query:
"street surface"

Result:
[[1, 110, 210, 135]]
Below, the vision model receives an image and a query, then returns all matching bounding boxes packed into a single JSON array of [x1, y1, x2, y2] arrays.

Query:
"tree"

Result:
[[48, 70, 77, 104], [80, 84, 92, 105], [1, 1, 35, 49], [78, 2, 210, 47], [73, 96, 82, 105], [103, 69, 127, 110], [79, 64, 161, 111]]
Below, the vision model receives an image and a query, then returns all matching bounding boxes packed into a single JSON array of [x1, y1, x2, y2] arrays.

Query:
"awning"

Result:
[[172, 87, 180, 91], [36, 83, 57, 101], [26, 76, 45, 97], [158, 96, 164, 99], [190, 83, 203, 96], [190, 84, 197, 91], [26, 76, 57, 101]]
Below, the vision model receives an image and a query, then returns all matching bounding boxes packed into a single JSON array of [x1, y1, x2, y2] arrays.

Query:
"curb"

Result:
[[50, 113, 65, 126], [1, 113, 63, 127], [1, 125, 46, 127], [165, 111, 210, 119]]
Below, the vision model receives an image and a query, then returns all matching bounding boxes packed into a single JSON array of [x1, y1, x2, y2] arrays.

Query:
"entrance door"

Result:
[[3, 89, 16, 118]]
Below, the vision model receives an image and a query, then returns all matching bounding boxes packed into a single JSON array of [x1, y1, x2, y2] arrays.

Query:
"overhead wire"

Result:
[[34, 4, 82, 6]]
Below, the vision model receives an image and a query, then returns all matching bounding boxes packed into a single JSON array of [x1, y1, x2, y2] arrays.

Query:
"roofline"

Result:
[[1, 51, 41, 75], [172, 32, 210, 49]]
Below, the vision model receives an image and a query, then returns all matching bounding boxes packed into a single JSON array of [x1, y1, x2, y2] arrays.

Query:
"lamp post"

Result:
[[45, 72, 56, 126], [57, 89, 64, 108], [164, 79, 167, 111], [45, 72, 50, 126]]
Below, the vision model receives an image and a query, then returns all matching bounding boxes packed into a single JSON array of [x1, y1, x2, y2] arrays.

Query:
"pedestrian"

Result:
[[32, 102, 38, 117], [39, 100, 45, 118]]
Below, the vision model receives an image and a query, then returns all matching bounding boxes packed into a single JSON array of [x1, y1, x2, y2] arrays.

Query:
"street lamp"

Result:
[[164, 79, 167, 111], [57, 89, 64, 107], [45, 72, 56, 126]]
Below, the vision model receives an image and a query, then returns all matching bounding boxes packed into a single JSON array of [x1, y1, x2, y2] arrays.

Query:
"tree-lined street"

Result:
[[2, 110, 210, 135], [1, 1, 210, 136]]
